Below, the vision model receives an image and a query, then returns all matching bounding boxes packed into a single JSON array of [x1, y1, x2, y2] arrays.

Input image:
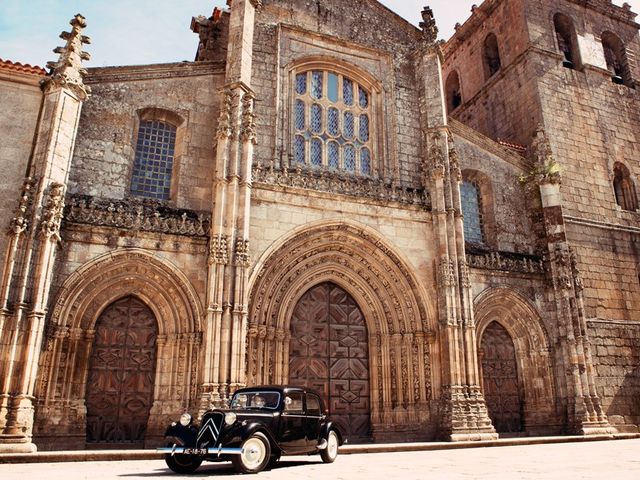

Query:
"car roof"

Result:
[[233, 385, 322, 396]]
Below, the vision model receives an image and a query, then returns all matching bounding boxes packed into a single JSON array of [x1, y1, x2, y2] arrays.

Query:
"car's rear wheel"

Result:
[[232, 432, 271, 474], [320, 430, 339, 463], [164, 453, 202, 474]]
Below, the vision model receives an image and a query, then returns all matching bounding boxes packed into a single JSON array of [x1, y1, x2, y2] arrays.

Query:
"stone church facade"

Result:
[[0, 0, 638, 452]]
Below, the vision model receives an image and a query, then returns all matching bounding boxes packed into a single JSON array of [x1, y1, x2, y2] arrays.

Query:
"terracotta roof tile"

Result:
[[497, 139, 527, 154], [0, 58, 47, 76]]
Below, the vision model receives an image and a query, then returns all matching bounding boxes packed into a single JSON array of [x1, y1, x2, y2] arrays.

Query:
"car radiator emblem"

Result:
[[197, 413, 224, 446]]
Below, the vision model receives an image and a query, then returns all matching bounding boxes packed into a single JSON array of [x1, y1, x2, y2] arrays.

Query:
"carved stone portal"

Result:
[[247, 222, 435, 441], [289, 282, 371, 442], [86, 296, 157, 446], [480, 322, 523, 433]]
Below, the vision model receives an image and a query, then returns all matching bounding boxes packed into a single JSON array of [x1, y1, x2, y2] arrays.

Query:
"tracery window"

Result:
[[461, 180, 485, 244], [613, 162, 638, 211], [131, 120, 176, 200], [601, 31, 633, 87], [293, 70, 373, 176]]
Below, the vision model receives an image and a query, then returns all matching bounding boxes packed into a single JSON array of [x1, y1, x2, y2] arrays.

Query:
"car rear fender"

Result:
[[320, 421, 344, 446]]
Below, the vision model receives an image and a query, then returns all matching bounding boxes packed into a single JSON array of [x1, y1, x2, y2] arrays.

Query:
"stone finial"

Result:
[[419, 6, 438, 43], [41, 14, 91, 100]]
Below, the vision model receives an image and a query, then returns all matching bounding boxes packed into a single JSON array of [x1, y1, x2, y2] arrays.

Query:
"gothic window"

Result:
[[601, 32, 633, 87], [554, 13, 581, 70], [613, 162, 638, 211], [131, 119, 177, 200], [483, 33, 502, 80], [445, 71, 462, 113], [461, 180, 485, 244], [293, 70, 373, 176]]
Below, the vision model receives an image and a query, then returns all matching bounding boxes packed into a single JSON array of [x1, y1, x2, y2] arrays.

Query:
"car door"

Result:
[[278, 391, 307, 453], [304, 393, 324, 448]]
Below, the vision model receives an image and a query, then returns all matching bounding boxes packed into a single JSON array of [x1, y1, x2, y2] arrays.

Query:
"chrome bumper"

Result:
[[157, 446, 244, 456]]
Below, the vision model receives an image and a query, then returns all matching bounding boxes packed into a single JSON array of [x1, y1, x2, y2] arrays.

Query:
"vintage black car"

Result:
[[157, 385, 344, 474]]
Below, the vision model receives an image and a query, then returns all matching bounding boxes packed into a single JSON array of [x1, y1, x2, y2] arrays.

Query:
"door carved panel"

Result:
[[289, 283, 371, 442], [86, 296, 158, 445], [480, 321, 523, 433]]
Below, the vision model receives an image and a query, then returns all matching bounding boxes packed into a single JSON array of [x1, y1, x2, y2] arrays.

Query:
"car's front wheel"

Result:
[[232, 432, 271, 474], [164, 453, 202, 474], [320, 430, 339, 463]]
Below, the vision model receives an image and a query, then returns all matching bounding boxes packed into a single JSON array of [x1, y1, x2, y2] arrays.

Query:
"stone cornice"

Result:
[[252, 164, 430, 210], [64, 194, 211, 237], [466, 248, 545, 275], [85, 61, 225, 84]]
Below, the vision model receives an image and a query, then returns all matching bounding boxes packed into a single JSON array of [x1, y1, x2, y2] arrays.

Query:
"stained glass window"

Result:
[[311, 104, 323, 133], [359, 114, 369, 142], [295, 100, 305, 131], [328, 73, 339, 103], [328, 107, 339, 136], [311, 138, 323, 166], [293, 69, 373, 175], [343, 78, 354, 106], [461, 180, 484, 244], [328, 141, 340, 169], [131, 120, 176, 200], [311, 71, 323, 99], [344, 112, 354, 139], [296, 73, 307, 95], [295, 135, 305, 164], [361, 148, 371, 175]]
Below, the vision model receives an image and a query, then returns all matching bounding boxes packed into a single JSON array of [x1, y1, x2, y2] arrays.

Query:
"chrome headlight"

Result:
[[179, 413, 192, 427], [224, 412, 237, 426]]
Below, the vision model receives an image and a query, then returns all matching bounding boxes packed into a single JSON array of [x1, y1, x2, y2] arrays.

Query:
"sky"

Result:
[[0, 1, 639, 68]]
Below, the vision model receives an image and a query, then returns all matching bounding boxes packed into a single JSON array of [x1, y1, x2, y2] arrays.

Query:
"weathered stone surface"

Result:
[[0, 0, 638, 451]]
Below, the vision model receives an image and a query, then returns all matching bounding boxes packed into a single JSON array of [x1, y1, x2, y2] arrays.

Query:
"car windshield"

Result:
[[230, 391, 281, 410]]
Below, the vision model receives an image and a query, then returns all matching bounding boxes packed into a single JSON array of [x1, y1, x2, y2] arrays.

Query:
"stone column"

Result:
[[417, 8, 496, 441], [0, 14, 90, 452], [531, 127, 613, 435], [200, 0, 260, 410]]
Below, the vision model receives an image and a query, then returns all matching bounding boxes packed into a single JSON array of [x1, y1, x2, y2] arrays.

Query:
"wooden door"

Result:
[[480, 321, 523, 433], [86, 296, 158, 446], [289, 283, 371, 442]]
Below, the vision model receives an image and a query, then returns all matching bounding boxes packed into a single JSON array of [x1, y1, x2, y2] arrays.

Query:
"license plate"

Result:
[[182, 448, 208, 455]]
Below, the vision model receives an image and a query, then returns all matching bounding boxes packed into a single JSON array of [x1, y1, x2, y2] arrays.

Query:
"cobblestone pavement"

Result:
[[1, 439, 639, 480]]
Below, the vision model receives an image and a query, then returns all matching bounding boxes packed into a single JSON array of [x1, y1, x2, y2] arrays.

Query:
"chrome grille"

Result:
[[197, 411, 225, 448]]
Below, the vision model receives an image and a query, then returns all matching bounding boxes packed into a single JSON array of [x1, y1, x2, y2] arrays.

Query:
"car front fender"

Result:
[[164, 422, 199, 448], [236, 421, 279, 450]]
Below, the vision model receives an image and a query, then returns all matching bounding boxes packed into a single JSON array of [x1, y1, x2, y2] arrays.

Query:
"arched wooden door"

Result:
[[86, 296, 158, 446], [480, 321, 523, 433], [289, 282, 371, 442]]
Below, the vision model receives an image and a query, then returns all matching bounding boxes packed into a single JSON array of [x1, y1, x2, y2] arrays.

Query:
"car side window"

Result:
[[306, 394, 322, 416], [284, 392, 304, 414]]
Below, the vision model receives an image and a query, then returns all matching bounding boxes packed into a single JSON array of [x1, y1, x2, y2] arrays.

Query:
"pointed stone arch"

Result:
[[34, 249, 204, 449], [474, 287, 559, 435], [248, 221, 435, 441]]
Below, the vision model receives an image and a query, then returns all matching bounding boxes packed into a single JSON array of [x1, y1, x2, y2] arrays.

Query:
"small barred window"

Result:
[[293, 70, 373, 175], [461, 180, 485, 244], [131, 120, 176, 200]]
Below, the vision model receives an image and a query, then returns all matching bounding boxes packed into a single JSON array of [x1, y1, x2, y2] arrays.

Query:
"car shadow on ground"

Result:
[[117, 459, 324, 477]]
